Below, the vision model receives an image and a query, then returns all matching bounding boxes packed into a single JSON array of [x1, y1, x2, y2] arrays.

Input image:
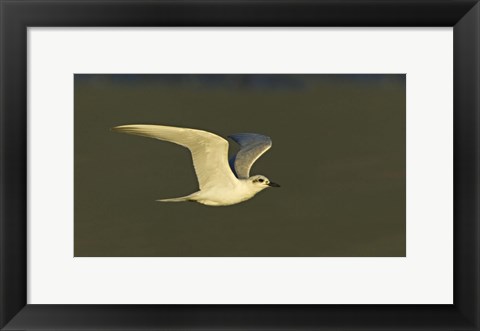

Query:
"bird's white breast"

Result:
[[193, 179, 264, 206]]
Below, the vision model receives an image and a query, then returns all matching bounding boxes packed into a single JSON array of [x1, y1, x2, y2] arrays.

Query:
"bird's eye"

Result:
[[258, 179, 264, 183]]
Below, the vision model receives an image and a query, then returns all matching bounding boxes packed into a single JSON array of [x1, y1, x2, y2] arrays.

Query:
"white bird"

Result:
[[112, 124, 280, 206]]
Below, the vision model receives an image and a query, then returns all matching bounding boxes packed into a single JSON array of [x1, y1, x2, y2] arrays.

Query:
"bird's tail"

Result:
[[156, 193, 197, 203], [157, 197, 190, 203]]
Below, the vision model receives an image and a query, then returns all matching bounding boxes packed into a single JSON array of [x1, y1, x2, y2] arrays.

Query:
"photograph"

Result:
[[74, 74, 406, 257]]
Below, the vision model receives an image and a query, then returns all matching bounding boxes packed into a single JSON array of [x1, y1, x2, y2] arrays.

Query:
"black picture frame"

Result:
[[1, 0, 478, 330]]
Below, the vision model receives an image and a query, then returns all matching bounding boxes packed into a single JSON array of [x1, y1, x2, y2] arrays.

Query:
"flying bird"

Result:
[[112, 124, 279, 206]]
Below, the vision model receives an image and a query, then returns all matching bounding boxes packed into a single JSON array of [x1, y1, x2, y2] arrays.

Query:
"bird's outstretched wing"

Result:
[[112, 124, 238, 190], [228, 133, 272, 179]]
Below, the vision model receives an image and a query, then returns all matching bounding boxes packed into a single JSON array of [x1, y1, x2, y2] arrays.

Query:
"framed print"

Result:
[[0, 0, 479, 330]]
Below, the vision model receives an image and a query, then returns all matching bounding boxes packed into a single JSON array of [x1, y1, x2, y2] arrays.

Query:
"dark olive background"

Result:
[[74, 74, 406, 257]]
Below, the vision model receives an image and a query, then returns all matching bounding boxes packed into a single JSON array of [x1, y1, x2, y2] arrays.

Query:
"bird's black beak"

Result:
[[268, 182, 281, 188]]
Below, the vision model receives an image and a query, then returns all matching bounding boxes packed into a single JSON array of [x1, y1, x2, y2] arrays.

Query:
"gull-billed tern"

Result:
[[112, 124, 280, 206]]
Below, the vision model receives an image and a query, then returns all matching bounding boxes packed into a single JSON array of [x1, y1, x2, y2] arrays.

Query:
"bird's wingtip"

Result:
[[111, 125, 138, 133], [110, 125, 123, 132]]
